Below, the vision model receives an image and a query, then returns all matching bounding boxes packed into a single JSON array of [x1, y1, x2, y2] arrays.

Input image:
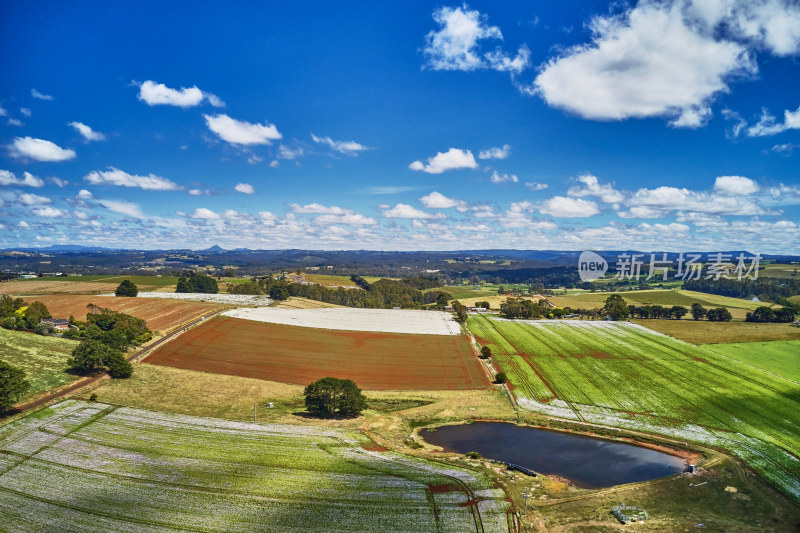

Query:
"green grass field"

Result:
[[0, 328, 80, 402], [468, 315, 800, 501], [758, 263, 800, 279], [19, 275, 180, 288], [705, 340, 800, 383], [427, 286, 497, 299], [0, 400, 510, 532]]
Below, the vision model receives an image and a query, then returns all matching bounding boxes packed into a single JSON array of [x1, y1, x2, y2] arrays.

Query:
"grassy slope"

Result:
[[705, 340, 800, 383], [0, 400, 509, 532], [759, 263, 800, 279], [633, 319, 800, 344], [19, 275, 180, 288], [468, 315, 800, 501], [0, 328, 79, 402]]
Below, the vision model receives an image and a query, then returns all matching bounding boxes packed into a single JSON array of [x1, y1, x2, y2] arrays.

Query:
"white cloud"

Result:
[[362, 186, 419, 195], [409, 148, 478, 174], [567, 174, 624, 203], [269, 160, 280, 168], [0, 104, 6, 116], [771, 143, 798, 153], [247, 154, 263, 164], [50, 177, 68, 187], [419, 191, 466, 209], [382, 203, 446, 219], [746, 105, 800, 136], [423, 5, 530, 73], [525, 182, 548, 191], [31, 89, 53, 100], [188, 188, 211, 196], [98, 199, 144, 218], [258, 211, 278, 225], [314, 213, 376, 226], [7, 118, 23, 127], [478, 144, 511, 160], [531, 1, 754, 123], [189, 208, 219, 220], [277, 144, 304, 159], [0, 170, 44, 187], [85, 167, 182, 191], [32, 207, 64, 218], [311, 134, 369, 155], [19, 193, 51, 205], [76, 189, 93, 199], [489, 171, 518, 184], [9, 137, 76, 162], [289, 203, 348, 215], [713, 175, 759, 195], [627, 185, 766, 215], [137, 80, 224, 108], [18, 221, 30, 229], [20, 108, 31, 117], [540, 196, 600, 217], [669, 105, 713, 129], [234, 183, 255, 194], [68, 121, 105, 141], [204, 113, 281, 145], [617, 206, 668, 219]]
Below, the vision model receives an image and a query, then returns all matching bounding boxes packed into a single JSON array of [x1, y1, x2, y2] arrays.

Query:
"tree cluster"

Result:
[[602, 294, 630, 321], [86, 304, 153, 346], [745, 306, 796, 323], [0, 360, 30, 411], [0, 295, 52, 331], [67, 340, 132, 378], [115, 279, 138, 297], [627, 304, 688, 320], [683, 277, 800, 301], [176, 273, 219, 294], [500, 297, 551, 319], [474, 301, 491, 309], [304, 377, 367, 418], [705, 307, 733, 322], [451, 300, 468, 323]]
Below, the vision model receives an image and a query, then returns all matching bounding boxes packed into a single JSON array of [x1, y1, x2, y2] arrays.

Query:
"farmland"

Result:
[[0, 328, 79, 402], [0, 400, 511, 532], [706, 340, 800, 382], [146, 316, 488, 390], [631, 318, 800, 343], [0, 275, 179, 295], [28, 294, 222, 332], [223, 307, 462, 335], [468, 315, 800, 500], [138, 292, 273, 306], [272, 296, 345, 309]]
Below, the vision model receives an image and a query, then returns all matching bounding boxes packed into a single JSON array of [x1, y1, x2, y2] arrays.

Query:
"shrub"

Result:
[[115, 280, 138, 297], [0, 361, 29, 410], [35, 322, 55, 336], [495, 372, 508, 384], [1, 316, 16, 330], [480, 346, 492, 358], [465, 451, 482, 459]]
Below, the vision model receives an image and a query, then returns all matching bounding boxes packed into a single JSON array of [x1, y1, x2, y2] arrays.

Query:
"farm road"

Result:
[[5, 307, 230, 418]]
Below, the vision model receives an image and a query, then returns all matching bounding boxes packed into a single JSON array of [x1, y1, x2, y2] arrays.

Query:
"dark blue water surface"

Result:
[[421, 422, 686, 488]]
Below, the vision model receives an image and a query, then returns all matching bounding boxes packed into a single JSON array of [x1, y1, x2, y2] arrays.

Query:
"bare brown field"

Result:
[[0, 280, 126, 295], [30, 295, 222, 332], [272, 297, 345, 309], [146, 316, 489, 390], [632, 318, 800, 344]]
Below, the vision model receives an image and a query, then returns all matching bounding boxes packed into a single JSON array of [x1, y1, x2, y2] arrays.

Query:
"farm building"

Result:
[[41, 318, 70, 331]]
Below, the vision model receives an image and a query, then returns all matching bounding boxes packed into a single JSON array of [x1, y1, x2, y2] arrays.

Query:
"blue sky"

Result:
[[1, 0, 799, 252]]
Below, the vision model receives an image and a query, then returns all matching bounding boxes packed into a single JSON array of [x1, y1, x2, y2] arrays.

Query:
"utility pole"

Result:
[[253, 402, 257, 423], [179, 311, 182, 328], [522, 487, 529, 515]]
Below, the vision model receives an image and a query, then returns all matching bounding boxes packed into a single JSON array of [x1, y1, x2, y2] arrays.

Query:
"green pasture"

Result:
[[0, 328, 79, 402], [706, 340, 800, 383]]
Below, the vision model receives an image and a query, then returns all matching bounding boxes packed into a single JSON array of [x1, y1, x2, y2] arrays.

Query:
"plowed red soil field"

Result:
[[146, 316, 489, 390], [29, 295, 222, 332]]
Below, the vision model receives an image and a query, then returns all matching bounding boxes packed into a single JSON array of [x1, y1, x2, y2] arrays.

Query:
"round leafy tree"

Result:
[[115, 279, 138, 297], [304, 377, 367, 418], [494, 372, 508, 384], [0, 360, 30, 411]]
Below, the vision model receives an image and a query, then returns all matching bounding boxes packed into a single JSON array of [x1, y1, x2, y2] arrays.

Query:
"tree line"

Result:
[[683, 277, 800, 301]]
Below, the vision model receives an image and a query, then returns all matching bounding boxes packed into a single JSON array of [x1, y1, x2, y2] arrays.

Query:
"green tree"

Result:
[[176, 277, 192, 293], [495, 372, 508, 384], [690, 303, 707, 320], [670, 305, 688, 320], [480, 346, 492, 358], [106, 353, 133, 378], [67, 340, 120, 375], [115, 279, 138, 297], [304, 377, 367, 418], [602, 294, 629, 321], [435, 292, 450, 308], [269, 285, 290, 301], [2, 316, 16, 330], [0, 361, 29, 410], [707, 307, 733, 322], [24, 301, 51, 329]]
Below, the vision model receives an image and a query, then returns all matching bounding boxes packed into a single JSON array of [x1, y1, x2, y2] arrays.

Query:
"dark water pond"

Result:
[[421, 422, 686, 488]]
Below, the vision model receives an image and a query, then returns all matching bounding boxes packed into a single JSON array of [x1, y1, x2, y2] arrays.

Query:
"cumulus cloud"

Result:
[[713, 175, 759, 195], [409, 148, 478, 174], [98, 199, 144, 218], [0, 104, 6, 116], [9, 137, 76, 162], [76, 189, 93, 199], [478, 144, 511, 160], [20, 108, 31, 117], [627, 185, 766, 215], [85, 167, 182, 191], [525, 182, 548, 191], [50, 177, 68, 187], [489, 171, 518, 184], [423, 5, 530, 73], [277, 144, 304, 159], [32, 207, 64, 218], [567, 174, 625, 204], [137, 80, 224, 108], [530, 1, 755, 124], [419, 191, 466, 209], [0, 170, 44, 187], [289, 203, 349, 215], [68, 121, 105, 141], [189, 207, 219, 220], [31, 89, 53, 100], [204, 114, 281, 145], [540, 196, 600, 217], [311, 134, 369, 155], [382, 203, 446, 219], [18, 193, 51, 205], [746, 105, 800, 136], [234, 183, 255, 194], [314, 213, 377, 226], [7, 118, 23, 127]]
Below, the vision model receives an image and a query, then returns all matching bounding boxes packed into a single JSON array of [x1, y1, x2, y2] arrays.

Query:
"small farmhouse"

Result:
[[41, 318, 70, 331]]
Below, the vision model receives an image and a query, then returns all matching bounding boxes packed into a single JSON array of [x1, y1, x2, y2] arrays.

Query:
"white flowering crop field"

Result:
[[137, 292, 274, 306], [0, 401, 510, 532], [222, 307, 462, 335]]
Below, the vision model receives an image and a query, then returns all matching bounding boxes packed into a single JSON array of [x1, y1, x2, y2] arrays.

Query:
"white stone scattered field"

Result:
[[222, 307, 462, 335], [137, 292, 273, 306]]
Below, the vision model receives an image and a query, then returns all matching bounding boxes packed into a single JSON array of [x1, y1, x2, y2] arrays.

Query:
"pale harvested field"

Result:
[[138, 292, 273, 306], [0, 280, 123, 295], [222, 307, 462, 335], [272, 297, 345, 309], [455, 294, 545, 310], [31, 295, 221, 332]]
